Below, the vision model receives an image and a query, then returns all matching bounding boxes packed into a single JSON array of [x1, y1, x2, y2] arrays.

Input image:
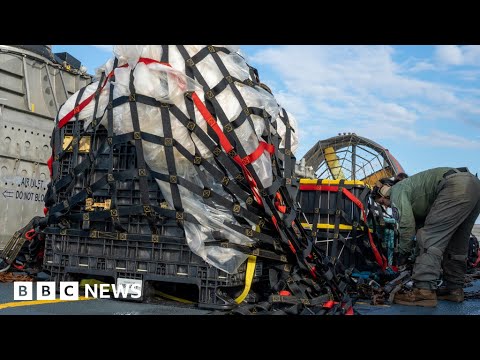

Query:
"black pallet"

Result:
[[43, 232, 265, 309]]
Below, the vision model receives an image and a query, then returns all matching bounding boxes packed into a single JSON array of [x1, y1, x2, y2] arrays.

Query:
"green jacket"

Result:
[[387, 167, 452, 255]]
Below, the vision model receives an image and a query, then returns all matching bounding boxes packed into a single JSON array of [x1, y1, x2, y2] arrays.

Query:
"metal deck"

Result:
[[0, 279, 479, 315]]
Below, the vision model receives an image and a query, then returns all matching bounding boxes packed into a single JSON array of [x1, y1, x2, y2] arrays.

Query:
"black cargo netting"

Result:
[[43, 45, 357, 314]]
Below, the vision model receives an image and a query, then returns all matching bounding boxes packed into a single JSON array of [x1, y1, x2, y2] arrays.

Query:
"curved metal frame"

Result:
[[302, 133, 405, 182]]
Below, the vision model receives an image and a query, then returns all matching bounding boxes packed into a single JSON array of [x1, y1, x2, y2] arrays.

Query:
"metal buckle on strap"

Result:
[[193, 156, 202, 165], [202, 189, 211, 198]]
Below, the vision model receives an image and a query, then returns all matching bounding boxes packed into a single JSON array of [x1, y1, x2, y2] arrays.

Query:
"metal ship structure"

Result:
[[0, 45, 91, 248]]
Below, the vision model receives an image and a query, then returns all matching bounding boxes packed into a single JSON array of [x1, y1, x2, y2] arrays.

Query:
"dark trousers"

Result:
[[413, 172, 480, 290]]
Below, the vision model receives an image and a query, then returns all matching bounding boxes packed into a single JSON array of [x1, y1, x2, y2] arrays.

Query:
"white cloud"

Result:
[[434, 45, 480, 67], [249, 45, 480, 155], [453, 69, 480, 81], [352, 123, 480, 150], [425, 130, 480, 149], [435, 45, 464, 65], [408, 61, 437, 73], [461, 45, 480, 64], [92, 45, 113, 52]]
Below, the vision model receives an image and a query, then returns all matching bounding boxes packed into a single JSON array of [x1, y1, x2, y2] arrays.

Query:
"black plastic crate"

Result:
[[53, 120, 167, 235], [43, 232, 265, 309], [297, 179, 367, 226], [297, 179, 379, 270]]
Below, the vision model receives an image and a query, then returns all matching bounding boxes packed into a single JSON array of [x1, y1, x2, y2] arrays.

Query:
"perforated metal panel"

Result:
[[0, 45, 92, 248]]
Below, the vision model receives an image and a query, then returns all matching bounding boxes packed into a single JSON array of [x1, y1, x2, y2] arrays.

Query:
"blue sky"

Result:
[[53, 45, 480, 183]]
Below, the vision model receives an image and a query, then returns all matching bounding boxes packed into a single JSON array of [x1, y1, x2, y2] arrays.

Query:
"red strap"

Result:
[[191, 92, 264, 206], [242, 141, 275, 165], [25, 229, 36, 241], [56, 58, 170, 130], [299, 184, 340, 192], [342, 188, 387, 270], [272, 215, 296, 255], [192, 92, 234, 152], [57, 62, 131, 129], [322, 300, 338, 309], [271, 215, 279, 230], [341, 188, 364, 210], [274, 192, 287, 214], [279, 290, 291, 296], [58, 71, 112, 129], [43, 207, 48, 216], [288, 240, 296, 254], [138, 57, 171, 67]]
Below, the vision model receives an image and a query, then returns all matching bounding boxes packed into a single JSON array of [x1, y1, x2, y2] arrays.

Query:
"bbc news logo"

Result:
[[13, 281, 142, 301]]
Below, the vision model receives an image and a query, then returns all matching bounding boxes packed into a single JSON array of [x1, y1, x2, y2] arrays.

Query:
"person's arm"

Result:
[[391, 191, 416, 255]]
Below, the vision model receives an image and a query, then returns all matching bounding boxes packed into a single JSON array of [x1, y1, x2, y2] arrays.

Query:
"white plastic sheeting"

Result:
[[58, 45, 298, 273]]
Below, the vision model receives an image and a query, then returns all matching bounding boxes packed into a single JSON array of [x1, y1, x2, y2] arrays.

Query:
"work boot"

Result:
[[437, 288, 464, 302], [393, 288, 438, 307]]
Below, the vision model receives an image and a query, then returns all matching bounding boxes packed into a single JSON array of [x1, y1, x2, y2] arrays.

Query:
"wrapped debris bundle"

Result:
[[45, 45, 353, 313], [56, 45, 297, 273]]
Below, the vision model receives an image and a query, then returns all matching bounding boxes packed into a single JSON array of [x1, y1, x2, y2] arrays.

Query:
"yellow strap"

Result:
[[153, 255, 257, 305], [299, 178, 365, 186], [301, 222, 373, 233], [301, 222, 363, 231], [0, 297, 92, 310], [235, 255, 257, 304], [154, 290, 195, 304]]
